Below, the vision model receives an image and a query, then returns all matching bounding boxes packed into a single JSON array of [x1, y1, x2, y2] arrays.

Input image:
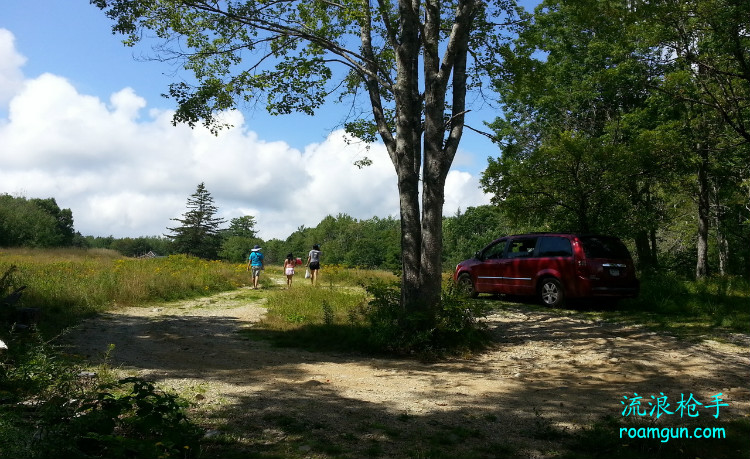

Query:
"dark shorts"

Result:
[[309, 262, 320, 270]]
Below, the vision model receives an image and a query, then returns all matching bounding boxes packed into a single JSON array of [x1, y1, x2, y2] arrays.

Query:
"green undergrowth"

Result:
[[557, 416, 750, 459], [246, 278, 494, 358], [575, 273, 750, 341], [0, 338, 201, 459]]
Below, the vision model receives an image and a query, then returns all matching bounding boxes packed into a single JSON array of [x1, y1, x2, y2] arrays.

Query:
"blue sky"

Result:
[[0, 1, 522, 240]]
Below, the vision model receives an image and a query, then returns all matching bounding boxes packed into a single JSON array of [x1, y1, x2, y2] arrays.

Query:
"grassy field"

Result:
[[0, 248, 250, 336]]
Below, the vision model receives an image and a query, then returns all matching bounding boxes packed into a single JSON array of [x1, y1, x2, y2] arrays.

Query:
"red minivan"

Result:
[[453, 233, 639, 307]]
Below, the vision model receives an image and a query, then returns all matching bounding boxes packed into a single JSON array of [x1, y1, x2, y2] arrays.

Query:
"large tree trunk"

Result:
[[398, 171, 424, 317], [395, 0, 475, 321], [364, 0, 476, 323], [414, 0, 475, 320], [393, 0, 426, 319], [420, 153, 449, 321], [418, 0, 449, 320]]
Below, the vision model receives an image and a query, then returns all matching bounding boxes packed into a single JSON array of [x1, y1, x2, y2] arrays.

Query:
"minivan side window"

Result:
[[482, 240, 507, 259], [537, 236, 573, 257], [507, 237, 538, 258]]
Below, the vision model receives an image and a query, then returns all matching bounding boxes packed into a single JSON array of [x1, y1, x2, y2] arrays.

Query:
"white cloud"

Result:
[[0, 29, 26, 106], [445, 170, 492, 215], [0, 33, 491, 241]]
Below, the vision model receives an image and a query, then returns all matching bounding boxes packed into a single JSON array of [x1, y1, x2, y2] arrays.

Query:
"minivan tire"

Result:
[[539, 277, 564, 307], [457, 273, 478, 299]]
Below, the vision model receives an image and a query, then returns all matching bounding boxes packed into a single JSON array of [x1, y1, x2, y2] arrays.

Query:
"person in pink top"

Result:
[[283, 253, 296, 288]]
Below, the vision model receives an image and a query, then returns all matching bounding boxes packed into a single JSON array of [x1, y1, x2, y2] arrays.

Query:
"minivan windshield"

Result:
[[579, 236, 631, 259]]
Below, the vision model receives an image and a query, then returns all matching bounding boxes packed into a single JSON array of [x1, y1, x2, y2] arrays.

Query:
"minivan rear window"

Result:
[[579, 236, 631, 259], [537, 236, 573, 257]]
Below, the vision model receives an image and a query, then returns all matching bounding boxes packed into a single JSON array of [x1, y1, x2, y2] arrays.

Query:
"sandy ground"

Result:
[[60, 285, 750, 458]]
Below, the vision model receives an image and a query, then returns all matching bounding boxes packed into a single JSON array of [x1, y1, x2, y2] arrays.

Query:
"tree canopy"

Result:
[[93, 0, 523, 321], [482, 0, 750, 276], [218, 216, 262, 262], [0, 194, 76, 248]]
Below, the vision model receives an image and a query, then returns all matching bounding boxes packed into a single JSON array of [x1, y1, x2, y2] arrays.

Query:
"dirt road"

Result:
[[62, 285, 750, 458]]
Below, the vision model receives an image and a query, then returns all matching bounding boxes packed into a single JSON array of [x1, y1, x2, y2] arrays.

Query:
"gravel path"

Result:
[[61, 285, 750, 458]]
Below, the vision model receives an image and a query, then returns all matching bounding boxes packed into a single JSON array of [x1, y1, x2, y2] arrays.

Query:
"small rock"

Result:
[[203, 430, 222, 439]]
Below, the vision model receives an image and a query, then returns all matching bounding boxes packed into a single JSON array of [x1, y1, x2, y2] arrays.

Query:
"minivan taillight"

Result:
[[573, 240, 587, 277]]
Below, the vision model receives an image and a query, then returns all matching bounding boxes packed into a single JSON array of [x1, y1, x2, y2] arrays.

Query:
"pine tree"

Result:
[[166, 183, 226, 259], [218, 216, 262, 263]]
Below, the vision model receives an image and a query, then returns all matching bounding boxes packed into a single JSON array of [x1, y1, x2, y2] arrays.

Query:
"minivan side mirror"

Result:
[[474, 251, 483, 260]]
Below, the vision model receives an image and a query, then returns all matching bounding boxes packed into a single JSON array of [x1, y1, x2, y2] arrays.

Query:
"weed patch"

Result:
[[252, 279, 493, 357], [581, 273, 750, 341], [0, 337, 200, 459], [560, 416, 750, 459]]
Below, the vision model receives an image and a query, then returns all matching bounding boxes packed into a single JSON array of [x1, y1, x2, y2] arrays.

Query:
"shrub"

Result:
[[354, 280, 492, 357], [0, 337, 201, 459]]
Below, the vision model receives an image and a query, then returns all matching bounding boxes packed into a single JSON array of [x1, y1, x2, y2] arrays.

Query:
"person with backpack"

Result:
[[246, 245, 264, 289]]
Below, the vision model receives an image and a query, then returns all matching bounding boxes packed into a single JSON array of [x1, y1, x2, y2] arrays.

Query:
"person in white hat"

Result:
[[246, 245, 264, 289]]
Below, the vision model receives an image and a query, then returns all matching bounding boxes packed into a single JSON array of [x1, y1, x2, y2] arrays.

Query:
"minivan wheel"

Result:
[[539, 277, 564, 307], [457, 273, 478, 298]]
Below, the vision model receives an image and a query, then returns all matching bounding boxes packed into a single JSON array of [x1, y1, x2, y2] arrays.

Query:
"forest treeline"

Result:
[[0, 195, 76, 248], [2, 190, 746, 277]]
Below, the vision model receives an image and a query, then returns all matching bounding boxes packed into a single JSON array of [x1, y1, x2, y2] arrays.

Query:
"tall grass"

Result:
[[601, 272, 750, 339], [255, 273, 492, 356], [263, 284, 368, 329], [311, 263, 397, 287], [253, 278, 374, 352], [0, 248, 249, 336]]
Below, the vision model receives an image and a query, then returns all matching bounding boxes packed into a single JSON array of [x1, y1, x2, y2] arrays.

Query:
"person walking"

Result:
[[283, 253, 296, 289], [246, 245, 264, 289], [306, 244, 322, 286]]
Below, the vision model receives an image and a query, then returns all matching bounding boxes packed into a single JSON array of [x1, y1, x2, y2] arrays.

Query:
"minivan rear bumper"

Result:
[[590, 286, 640, 298], [571, 277, 640, 299]]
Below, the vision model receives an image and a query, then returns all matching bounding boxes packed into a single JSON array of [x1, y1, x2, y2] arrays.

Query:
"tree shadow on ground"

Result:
[[59, 299, 750, 459]]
